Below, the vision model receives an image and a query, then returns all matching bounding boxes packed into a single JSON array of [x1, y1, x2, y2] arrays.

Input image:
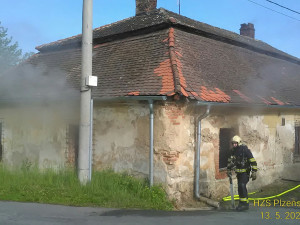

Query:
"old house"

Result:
[[1, 0, 300, 205]]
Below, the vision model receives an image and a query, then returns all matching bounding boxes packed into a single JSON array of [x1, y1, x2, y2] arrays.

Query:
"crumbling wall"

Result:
[[92, 101, 195, 204], [92, 102, 168, 181], [152, 102, 195, 203], [152, 104, 300, 204], [196, 112, 299, 201], [1, 100, 298, 206], [0, 103, 78, 169]]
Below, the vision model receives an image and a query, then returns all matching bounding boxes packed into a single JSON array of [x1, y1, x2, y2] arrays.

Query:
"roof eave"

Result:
[[93, 95, 167, 102], [196, 101, 300, 109]]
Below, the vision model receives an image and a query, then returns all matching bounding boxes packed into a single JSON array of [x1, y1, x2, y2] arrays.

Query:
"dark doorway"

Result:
[[219, 128, 235, 169], [295, 126, 300, 156]]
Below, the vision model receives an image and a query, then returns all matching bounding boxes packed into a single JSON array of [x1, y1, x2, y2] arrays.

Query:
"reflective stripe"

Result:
[[252, 166, 258, 169], [239, 198, 249, 203], [249, 158, 256, 162], [235, 168, 247, 173]]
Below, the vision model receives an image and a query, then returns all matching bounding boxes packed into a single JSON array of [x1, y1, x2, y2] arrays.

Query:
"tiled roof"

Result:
[[18, 8, 300, 106], [173, 29, 300, 105], [36, 8, 299, 63], [30, 29, 175, 98]]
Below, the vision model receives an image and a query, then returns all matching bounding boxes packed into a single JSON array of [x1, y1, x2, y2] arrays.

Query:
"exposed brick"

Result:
[[162, 150, 179, 165], [169, 150, 178, 155], [168, 157, 178, 162], [215, 171, 227, 180], [163, 157, 169, 161]]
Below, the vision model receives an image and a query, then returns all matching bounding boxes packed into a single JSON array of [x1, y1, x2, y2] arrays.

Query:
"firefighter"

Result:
[[227, 135, 257, 211]]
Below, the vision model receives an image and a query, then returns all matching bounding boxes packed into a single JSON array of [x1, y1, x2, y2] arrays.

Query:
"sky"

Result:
[[0, 0, 299, 58]]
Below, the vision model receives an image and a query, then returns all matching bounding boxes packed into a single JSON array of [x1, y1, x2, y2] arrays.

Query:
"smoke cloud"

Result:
[[0, 63, 79, 103], [240, 62, 297, 105]]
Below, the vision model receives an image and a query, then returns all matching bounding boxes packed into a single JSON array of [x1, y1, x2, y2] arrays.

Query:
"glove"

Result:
[[251, 171, 257, 181], [227, 170, 232, 178]]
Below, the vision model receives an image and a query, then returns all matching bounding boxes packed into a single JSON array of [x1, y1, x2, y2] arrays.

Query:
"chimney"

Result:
[[240, 23, 255, 38], [135, 0, 157, 15]]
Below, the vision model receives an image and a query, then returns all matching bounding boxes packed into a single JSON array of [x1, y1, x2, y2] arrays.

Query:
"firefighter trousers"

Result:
[[237, 172, 249, 205]]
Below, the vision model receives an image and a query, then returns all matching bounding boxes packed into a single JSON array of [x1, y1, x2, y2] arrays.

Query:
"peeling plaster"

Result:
[[1, 102, 299, 205]]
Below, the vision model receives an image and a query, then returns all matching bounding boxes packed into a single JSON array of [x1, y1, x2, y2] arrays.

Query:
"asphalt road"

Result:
[[0, 201, 299, 225]]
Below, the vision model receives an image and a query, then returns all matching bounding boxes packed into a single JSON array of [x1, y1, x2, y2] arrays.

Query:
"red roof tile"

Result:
[[8, 8, 299, 107]]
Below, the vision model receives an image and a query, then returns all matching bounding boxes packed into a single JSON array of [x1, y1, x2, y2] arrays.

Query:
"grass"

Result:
[[0, 164, 174, 210]]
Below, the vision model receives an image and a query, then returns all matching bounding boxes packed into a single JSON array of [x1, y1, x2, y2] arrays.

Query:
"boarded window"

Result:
[[295, 126, 300, 156], [0, 122, 2, 162], [219, 128, 235, 169], [66, 125, 79, 168]]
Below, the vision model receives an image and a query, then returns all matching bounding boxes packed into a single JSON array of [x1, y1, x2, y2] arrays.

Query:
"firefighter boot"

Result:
[[236, 202, 249, 211]]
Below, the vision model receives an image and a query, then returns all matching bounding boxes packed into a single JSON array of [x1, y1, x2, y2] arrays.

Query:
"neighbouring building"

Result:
[[0, 0, 300, 205]]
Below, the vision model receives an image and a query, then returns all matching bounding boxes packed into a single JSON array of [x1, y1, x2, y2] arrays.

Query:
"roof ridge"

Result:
[[161, 8, 300, 64], [168, 26, 221, 101], [36, 9, 167, 52], [35, 7, 299, 65], [167, 27, 181, 95], [168, 27, 199, 99]]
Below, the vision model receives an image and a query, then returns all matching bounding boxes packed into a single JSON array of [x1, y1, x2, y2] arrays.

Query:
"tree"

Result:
[[0, 21, 34, 74]]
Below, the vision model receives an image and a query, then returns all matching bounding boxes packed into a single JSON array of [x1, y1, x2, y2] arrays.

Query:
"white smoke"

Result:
[[0, 63, 79, 103]]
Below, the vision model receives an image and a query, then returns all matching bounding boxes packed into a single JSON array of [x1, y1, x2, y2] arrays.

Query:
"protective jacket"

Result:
[[227, 145, 257, 174], [227, 143, 257, 211]]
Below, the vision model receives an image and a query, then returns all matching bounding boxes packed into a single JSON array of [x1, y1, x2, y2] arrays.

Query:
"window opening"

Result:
[[282, 118, 285, 126], [295, 126, 300, 156], [67, 124, 79, 168], [219, 128, 235, 169]]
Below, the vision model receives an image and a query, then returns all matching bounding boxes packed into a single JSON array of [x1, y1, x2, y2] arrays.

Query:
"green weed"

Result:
[[0, 165, 173, 210]]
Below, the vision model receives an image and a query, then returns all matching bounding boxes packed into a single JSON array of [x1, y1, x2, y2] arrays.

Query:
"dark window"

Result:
[[219, 128, 235, 169], [282, 118, 285, 126], [295, 126, 300, 156], [67, 125, 79, 168]]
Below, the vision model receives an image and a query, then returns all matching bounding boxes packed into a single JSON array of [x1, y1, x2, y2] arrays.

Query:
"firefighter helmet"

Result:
[[232, 135, 242, 146]]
